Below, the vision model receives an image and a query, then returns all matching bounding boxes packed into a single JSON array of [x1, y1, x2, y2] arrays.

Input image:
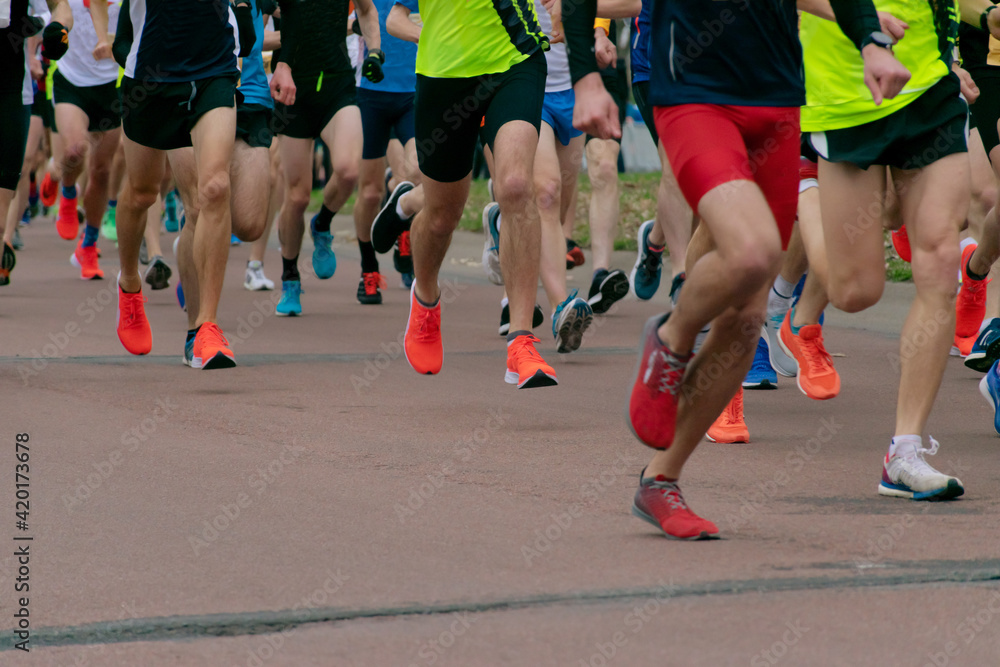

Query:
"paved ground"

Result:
[[2, 215, 999, 666]]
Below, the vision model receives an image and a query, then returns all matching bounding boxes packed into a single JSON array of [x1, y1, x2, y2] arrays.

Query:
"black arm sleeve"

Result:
[[112, 0, 133, 69], [828, 0, 883, 51], [234, 2, 256, 58], [564, 0, 599, 84]]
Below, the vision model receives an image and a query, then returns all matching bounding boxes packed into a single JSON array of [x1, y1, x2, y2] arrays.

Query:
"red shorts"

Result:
[[799, 156, 818, 182], [654, 104, 800, 248]]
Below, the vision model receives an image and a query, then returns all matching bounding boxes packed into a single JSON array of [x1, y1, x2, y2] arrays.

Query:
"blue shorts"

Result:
[[541, 89, 581, 147], [358, 88, 415, 160]]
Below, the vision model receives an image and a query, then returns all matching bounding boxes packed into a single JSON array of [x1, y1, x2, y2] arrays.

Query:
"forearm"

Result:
[[89, 0, 109, 45], [387, 5, 419, 43], [595, 0, 638, 19], [46, 0, 72, 30], [564, 0, 598, 84], [960, 0, 996, 26], [356, 0, 381, 51], [263, 29, 280, 51], [797, 0, 834, 21]]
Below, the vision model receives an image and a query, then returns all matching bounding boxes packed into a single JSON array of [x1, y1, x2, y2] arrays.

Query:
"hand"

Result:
[[93, 40, 112, 61], [41, 22, 69, 61], [270, 62, 296, 106], [861, 44, 910, 105], [543, 0, 563, 43], [29, 57, 43, 81], [955, 65, 980, 104], [594, 28, 615, 69], [572, 72, 621, 139], [363, 50, 385, 84], [876, 12, 908, 43]]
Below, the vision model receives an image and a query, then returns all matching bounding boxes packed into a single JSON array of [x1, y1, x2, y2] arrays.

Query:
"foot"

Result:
[[966, 318, 1000, 373], [393, 230, 413, 275], [276, 280, 303, 317], [144, 256, 172, 290], [40, 172, 58, 208], [505, 333, 558, 388], [11, 227, 22, 251], [482, 202, 503, 285], [400, 272, 414, 289], [101, 207, 117, 241], [164, 190, 180, 233], [628, 313, 691, 450], [632, 471, 720, 540], [498, 303, 544, 337], [956, 242, 988, 338], [779, 312, 840, 400], [182, 332, 195, 367], [244, 260, 275, 291], [742, 337, 777, 389], [116, 279, 152, 355], [979, 361, 1000, 436], [372, 181, 414, 253], [357, 271, 386, 305], [878, 436, 964, 500], [669, 272, 686, 306], [706, 388, 749, 443], [629, 220, 662, 301], [309, 215, 337, 279], [763, 300, 797, 378], [891, 225, 911, 263], [71, 242, 105, 280], [139, 237, 149, 265], [176, 282, 186, 312], [0, 242, 16, 286], [952, 333, 975, 358], [192, 322, 237, 370], [56, 193, 79, 240], [230, 234, 242, 246], [588, 268, 629, 315], [565, 238, 585, 270], [405, 284, 443, 375], [552, 291, 593, 354]]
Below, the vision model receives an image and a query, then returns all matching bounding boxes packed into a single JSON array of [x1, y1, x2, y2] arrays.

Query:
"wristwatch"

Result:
[[860, 31, 894, 52], [982, 5, 997, 33]]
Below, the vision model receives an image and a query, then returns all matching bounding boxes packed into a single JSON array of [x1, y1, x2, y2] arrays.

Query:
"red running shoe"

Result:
[[192, 322, 237, 369], [71, 240, 104, 280], [632, 470, 719, 540], [40, 172, 58, 208], [566, 239, 585, 270], [116, 281, 152, 355], [628, 314, 691, 450], [404, 284, 443, 375], [56, 191, 79, 240], [956, 242, 988, 338], [891, 225, 911, 263]]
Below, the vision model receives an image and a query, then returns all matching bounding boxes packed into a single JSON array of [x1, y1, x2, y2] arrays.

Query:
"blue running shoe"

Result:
[[176, 282, 186, 311], [552, 290, 593, 354], [182, 332, 195, 367], [230, 234, 242, 246], [310, 215, 337, 279], [21, 207, 30, 225], [276, 280, 303, 316], [980, 361, 1000, 435], [966, 318, 1000, 373], [743, 337, 777, 389], [164, 190, 180, 232], [630, 219, 662, 301]]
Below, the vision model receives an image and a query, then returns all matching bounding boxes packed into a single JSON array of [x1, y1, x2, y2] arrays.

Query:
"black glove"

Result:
[[42, 22, 69, 61], [233, 1, 256, 58], [362, 49, 385, 84]]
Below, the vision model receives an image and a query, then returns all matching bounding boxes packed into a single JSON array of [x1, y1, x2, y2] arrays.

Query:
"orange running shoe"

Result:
[[952, 333, 976, 358], [779, 312, 841, 400], [505, 333, 558, 388], [706, 388, 749, 443], [40, 172, 58, 208], [404, 284, 443, 375], [56, 191, 79, 240], [891, 225, 911, 263], [116, 281, 152, 355], [192, 322, 237, 369], [71, 241, 104, 280], [956, 242, 988, 338]]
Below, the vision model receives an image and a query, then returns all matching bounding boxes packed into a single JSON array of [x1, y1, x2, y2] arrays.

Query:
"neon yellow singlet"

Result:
[[801, 0, 958, 132], [415, 0, 546, 78]]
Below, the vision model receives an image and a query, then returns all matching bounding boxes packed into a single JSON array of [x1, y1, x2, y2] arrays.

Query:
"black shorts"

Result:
[[806, 73, 968, 170], [273, 72, 356, 139], [968, 67, 1000, 158], [587, 60, 627, 145], [415, 50, 546, 183], [31, 87, 54, 130], [236, 103, 274, 149], [119, 74, 237, 151], [358, 88, 414, 160], [632, 80, 658, 146], [0, 92, 30, 190], [52, 69, 121, 133]]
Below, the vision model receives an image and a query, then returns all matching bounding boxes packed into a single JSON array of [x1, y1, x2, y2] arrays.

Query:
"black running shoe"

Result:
[[499, 303, 545, 336], [0, 242, 16, 286], [144, 256, 173, 290], [669, 272, 686, 305], [393, 230, 413, 275], [357, 272, 385, 305], [371, 181, 414, 253], [587, 269, 629, 315]]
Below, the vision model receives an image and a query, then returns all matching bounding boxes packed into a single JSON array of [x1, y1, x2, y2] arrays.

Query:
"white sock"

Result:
[[773, 275, 795, 298], [767, 287, 793, 320], [888, 434, 921, 458], [501, 296, 509, 308]]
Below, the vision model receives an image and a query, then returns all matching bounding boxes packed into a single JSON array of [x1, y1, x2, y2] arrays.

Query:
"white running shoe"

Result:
[[877, 436, 964, 500], [764, 314, 797, 377], [244, 260, 275, 291], [482, 202, 503, 286]]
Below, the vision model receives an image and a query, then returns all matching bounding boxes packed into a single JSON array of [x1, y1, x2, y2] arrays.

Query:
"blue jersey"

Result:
[[238, 3, 272, 107], [124, 0, 238, 83], [649, 0, 804, 107], [360, 0, 416, 93], [629, 0, 651, 84]]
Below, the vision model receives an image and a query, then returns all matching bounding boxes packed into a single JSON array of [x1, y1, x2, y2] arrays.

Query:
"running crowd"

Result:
[[3, 0, 1000, 540]]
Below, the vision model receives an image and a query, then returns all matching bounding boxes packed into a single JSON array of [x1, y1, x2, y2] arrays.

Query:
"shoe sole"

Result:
[[965, 339, 1000, 372], [624, 314, 672, 451], [505, 368, 558, 389], [145, 262, 172, 290], [193, 352, 237, 370], [276, 309, 301, 317], [979, 374, 1000, 436], [765, 322, 797, 378], [589, 271, 630, 314], [404, 283, 442, 375], [705, 432, 750, 444], [371, 181, 414, 253], [244, 282, 274, 291], [70, 252, 104, 280], [742, 378, 777, 389], [631, 504, 720, 540], [877, 478, 964, 501], [555, 302, 593, 354], [358, 295, 383, 305]]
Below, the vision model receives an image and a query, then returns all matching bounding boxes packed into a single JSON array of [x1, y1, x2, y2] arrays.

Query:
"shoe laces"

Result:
[[962, 276, 990, 307], [642, 247, 662, 274], [644, 348, 688, 396], [798, 328, 835, 377], [648, 478, 690, 513], [722, 390, 744, 426], [413, 301, 441, 343], [751, 345, 771, 372], [199, 322, 231, 349], [120, 292, 147, 328], [398, 231, 411, 256], [363, 272, 386, 293], [509, 334, 545, 365]]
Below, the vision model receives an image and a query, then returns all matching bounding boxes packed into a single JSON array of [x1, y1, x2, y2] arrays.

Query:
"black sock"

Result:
[[359, 240, 379, 273], [506, 329, 532, 343], [282, 255, 300, 282], [186, 327, 199, 343], [313, 206, 335, 233], [966, 255, 989, 282]]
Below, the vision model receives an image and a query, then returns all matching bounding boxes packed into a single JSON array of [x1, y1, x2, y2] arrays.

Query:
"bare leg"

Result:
[[585, 138, 620, 271], [117, 141, 166, 294]]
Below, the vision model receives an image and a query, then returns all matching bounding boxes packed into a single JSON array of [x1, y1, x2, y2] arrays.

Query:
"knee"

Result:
[[125, 186, 159, 212], [727, 239, 782, 295], [496, 171, 533, 211], [284, 186, 310, 214], [421, 202, 465, 236], [358, 181, 383, 212], [534, 176, 560, 214], [913, 242, 961, 292], [63, 141, 88, 171], [334, 162, 359, 191], [198, 172, 231, 208]]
